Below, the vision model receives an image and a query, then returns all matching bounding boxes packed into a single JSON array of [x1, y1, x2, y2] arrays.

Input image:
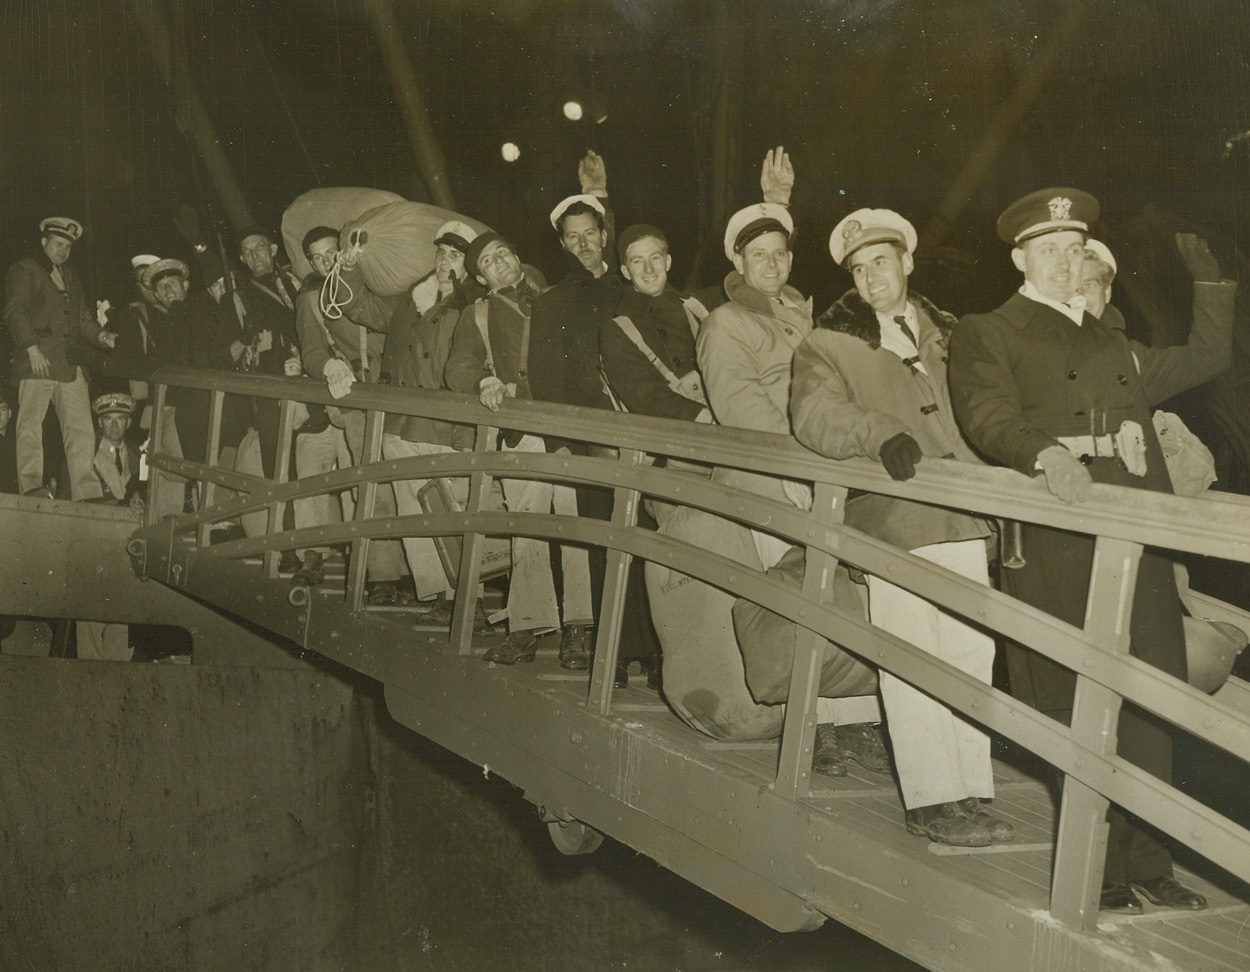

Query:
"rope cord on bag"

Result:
[[320, 234, 365, 319]]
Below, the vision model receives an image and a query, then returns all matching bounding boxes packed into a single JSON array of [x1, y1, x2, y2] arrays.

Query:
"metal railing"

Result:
[[133, 365, 1250, 933]]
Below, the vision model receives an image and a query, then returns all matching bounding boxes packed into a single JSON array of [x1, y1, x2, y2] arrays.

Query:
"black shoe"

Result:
[[646, 660, 662, 691], [413, 596, 454, 627], [812, 724, 848, 777], [905, 801, 1001, 847], [484, 630, 538, 665], [1100, 883, 1144, 914], [278, 549, 301, 574], [559, 624, 591, 671], [1130, 875, 1207, 911], [366, 580, 398, 606], [614, 664, 628, 689], [835, 722, 893, 774], [955, 798, 1014, 843], [291, 551, 324, 588]]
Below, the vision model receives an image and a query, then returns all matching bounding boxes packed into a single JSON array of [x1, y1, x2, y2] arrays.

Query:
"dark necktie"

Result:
[[114, 446, 124, 476], [894, 315, 918, 348]]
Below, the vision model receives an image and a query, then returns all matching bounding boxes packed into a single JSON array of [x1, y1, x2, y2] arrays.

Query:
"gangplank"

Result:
[[124, 368, 1250, 972]]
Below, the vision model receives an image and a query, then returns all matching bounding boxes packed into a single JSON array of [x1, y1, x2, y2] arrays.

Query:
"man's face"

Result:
[[154, 275, 189, 309], [99, 413, 130, 446], [307, 236, 338, 279], [133, 267, 158, 305], [732, 231, 792, 299], [1077, 256, 1111, 319], [434, 243, 466, 285], [42, 235, 72, 267], [848, 242, 913, 317], [560, 212, 608, 273], [622, 236, 671, 297], [1012, 231, 1086, 303], [474, 240, 523, 291], [240, 234, 276, 278]]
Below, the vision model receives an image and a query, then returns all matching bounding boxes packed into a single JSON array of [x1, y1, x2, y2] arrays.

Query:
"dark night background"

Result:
[[2, 2, 1249, 967], [5, 1, 1250, 309], [4, 0, 1247, 547]]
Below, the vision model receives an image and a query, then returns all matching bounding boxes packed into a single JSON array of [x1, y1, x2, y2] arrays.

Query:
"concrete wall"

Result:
[[0, 657, 382, 972], [0, 655, 917, 972]]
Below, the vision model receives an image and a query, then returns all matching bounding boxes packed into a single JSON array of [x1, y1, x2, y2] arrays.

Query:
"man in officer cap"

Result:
[[696, 148, 889, 775], [949, 188, 1235, 912], [790, 208, 1007, 845], [90, 391, 141, 507], [4, 217, 116, 500]]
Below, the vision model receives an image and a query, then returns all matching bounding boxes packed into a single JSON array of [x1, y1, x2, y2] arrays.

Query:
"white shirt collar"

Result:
[[1020, 279, 1086, 325]]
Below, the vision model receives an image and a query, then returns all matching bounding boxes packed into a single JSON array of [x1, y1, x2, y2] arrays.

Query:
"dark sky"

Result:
[[3, 0, 1250, 316]]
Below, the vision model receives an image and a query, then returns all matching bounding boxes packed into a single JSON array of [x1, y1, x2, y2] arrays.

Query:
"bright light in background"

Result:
[[562, 100, 584, 121], [501, 142, 521, 163]]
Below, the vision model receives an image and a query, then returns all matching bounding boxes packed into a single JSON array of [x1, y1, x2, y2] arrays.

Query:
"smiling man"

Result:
[[949, 187, 1235, 913], [601, 223, 714, 422], [695, 148, 889, 777], [789, 208, 1005, 846]]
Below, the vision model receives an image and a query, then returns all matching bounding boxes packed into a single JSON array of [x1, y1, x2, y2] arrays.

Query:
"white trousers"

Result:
[[382, 434, 455, 600], [338, 409, 406, 583], [499, 435, 592, 633], [293, 424, 351, 557], [756, 529, 879, 727], [17, 370, 99, 499], [866, 538, 995, 809]]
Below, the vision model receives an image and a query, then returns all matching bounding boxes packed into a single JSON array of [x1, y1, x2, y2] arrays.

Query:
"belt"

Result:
[[1057, 433, 1117, 460]]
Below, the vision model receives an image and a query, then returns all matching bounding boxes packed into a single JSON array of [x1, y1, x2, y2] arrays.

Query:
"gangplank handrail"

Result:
[[132, 366, 1250, 932]]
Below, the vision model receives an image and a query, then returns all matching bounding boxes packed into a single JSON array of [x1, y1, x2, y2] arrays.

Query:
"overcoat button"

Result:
[[1067, 370, 1078, 380], [1117, 374, 1128, 386]]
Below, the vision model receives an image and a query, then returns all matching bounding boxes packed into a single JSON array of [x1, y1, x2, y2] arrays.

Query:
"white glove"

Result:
[[479, 376, 508, 411], [323, 358, 356, 400], [1037, 445, 1093, 503], [781, 479, 813, 511]]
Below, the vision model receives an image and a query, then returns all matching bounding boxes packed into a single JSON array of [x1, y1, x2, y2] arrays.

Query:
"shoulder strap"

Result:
[[680, 296, 710, 341], [612, 315, 683, 390], [475, 300, 496, 377]]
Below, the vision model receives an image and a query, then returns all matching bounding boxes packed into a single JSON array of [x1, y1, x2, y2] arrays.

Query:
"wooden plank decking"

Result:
[[153, 545, 1250, 972]]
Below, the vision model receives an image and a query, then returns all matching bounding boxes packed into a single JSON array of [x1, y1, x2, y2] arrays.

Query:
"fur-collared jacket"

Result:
[[697, 271, 813, 504], [791, 288, 990, 550]]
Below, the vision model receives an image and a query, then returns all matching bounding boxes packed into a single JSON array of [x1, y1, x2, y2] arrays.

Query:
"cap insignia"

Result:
[[1048, 196, 1072, 221]]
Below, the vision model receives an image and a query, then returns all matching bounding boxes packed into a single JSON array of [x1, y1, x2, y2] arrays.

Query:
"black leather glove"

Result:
[[879, 433, 923, 481]]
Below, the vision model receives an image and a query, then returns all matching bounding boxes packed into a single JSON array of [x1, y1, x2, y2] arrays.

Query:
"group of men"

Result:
[[6, 146, 1235, 911], [697, 167, 1229, 913]]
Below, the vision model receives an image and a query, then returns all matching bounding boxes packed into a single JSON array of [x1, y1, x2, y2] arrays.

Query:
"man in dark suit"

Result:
[[948, 188, 1235, 913]]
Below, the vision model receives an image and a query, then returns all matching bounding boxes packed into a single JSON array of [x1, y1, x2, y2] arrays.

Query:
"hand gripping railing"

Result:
[[133, 366, 1250, 932]]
